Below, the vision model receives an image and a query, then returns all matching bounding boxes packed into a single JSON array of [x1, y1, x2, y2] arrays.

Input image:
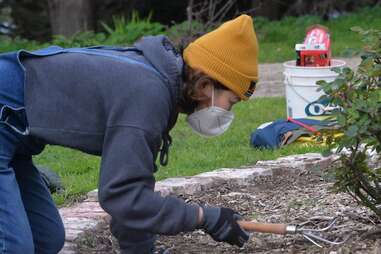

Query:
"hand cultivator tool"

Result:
[[238, 217, 348, 248]]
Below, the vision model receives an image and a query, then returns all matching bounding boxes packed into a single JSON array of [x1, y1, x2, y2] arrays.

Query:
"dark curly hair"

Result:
[[177, 36, 228, 114]]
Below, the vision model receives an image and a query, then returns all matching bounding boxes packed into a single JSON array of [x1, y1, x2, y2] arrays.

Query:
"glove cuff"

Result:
[[201, 206, 221, 232]]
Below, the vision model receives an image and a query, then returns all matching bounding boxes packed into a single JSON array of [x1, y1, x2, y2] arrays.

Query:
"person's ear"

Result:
[[191, 77, 214, 101]]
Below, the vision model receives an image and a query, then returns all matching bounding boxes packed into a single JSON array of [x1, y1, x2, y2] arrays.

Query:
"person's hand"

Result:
[[198, 206, 249, 247]]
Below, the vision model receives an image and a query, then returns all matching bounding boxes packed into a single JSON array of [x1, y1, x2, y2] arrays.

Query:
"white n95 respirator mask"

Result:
[[186, 88, 234, 137]]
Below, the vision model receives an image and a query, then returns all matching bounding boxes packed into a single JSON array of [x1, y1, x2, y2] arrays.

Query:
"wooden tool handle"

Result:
[[238, 221, 288, 235]]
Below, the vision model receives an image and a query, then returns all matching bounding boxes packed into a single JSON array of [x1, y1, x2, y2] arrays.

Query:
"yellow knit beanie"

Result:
[[183, 15, 259, 100]]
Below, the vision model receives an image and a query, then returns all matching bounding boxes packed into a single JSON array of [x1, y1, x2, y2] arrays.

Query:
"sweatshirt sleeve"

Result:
[[98, 125, 199, 235]]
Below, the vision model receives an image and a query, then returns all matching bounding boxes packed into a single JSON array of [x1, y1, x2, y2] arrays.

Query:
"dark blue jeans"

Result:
[[0, 54, 65, 253]]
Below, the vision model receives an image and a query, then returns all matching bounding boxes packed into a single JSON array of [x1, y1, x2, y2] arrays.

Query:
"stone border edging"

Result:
[[58, 152, 338, 253]]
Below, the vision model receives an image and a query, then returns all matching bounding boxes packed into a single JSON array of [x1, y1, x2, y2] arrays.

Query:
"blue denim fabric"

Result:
[[0, 55, 65, 253], [0, 52, 25, 108]]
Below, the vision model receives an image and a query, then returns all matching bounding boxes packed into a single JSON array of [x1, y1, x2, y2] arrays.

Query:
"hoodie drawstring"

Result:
[[159, 133, 172, 166]]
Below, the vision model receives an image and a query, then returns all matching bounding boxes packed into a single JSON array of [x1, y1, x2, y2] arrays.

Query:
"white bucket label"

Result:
[[305, 98, 340, 116]]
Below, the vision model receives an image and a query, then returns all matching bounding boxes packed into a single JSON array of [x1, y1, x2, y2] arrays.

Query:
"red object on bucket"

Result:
[[296, 25, 331, 67]]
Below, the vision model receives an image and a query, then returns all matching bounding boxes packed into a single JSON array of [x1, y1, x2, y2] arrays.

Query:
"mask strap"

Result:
[[211, 85, 215, 107]]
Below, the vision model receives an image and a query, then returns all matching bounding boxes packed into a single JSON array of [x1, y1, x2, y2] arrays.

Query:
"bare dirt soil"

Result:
[[76, 172, 380, 254]]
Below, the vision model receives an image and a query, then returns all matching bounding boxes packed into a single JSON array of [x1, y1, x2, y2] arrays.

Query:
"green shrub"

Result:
[[0, 11, 197, 53], [0, 35, 41, 52], [50, 31, 107, 48], [166, 20, 205, 47], [102, 12, 165, 46], [38, 12, 166, 49], [318, 27, 381, 218], [1, 5, 380, 60]]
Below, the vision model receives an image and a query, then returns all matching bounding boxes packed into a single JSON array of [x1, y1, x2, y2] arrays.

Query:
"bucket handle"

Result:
[[284, 74, 319, 103]]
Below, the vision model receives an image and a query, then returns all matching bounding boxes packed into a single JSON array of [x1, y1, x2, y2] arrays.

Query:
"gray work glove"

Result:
[[199, 206, 249, 247]]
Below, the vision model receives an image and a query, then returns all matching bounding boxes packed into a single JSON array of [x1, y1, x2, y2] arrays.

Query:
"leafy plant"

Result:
[[0, 35, 41, 52], [38, 12, 165, 49], [318, 27, 381, 218], [51, 31, 107, 48], [166, 20, 206, 47], [102, 11, 165, 46]]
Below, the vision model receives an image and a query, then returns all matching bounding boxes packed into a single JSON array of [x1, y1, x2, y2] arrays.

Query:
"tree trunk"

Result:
[[9, 0, 51, 41], [48, 0, 94, 37]]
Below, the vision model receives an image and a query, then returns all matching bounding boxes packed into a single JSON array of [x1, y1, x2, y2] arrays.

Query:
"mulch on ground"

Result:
[[75, 172, 381, 253]]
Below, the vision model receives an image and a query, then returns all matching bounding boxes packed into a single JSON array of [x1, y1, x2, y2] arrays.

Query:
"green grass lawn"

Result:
[[34, 97, 326, 206], [255, 6, 381, 63]]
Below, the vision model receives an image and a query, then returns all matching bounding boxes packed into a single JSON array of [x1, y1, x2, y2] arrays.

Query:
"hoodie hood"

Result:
[[134, 35, 183, 166], [134, 35, 184, 107]]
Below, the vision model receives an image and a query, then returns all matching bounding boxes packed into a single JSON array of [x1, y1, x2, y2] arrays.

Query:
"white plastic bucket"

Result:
[[283, 59, 346, 118]]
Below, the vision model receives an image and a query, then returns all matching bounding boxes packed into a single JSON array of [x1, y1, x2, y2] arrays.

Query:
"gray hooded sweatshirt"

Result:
[[20, 35, 199, 235]]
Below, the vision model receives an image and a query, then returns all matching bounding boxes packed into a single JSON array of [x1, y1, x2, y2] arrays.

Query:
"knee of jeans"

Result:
[[41, 222, 66, 253], [33, 218, 65, 254]]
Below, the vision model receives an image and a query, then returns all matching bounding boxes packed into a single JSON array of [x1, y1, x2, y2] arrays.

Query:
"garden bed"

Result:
[[75, 172, 380, 253]]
